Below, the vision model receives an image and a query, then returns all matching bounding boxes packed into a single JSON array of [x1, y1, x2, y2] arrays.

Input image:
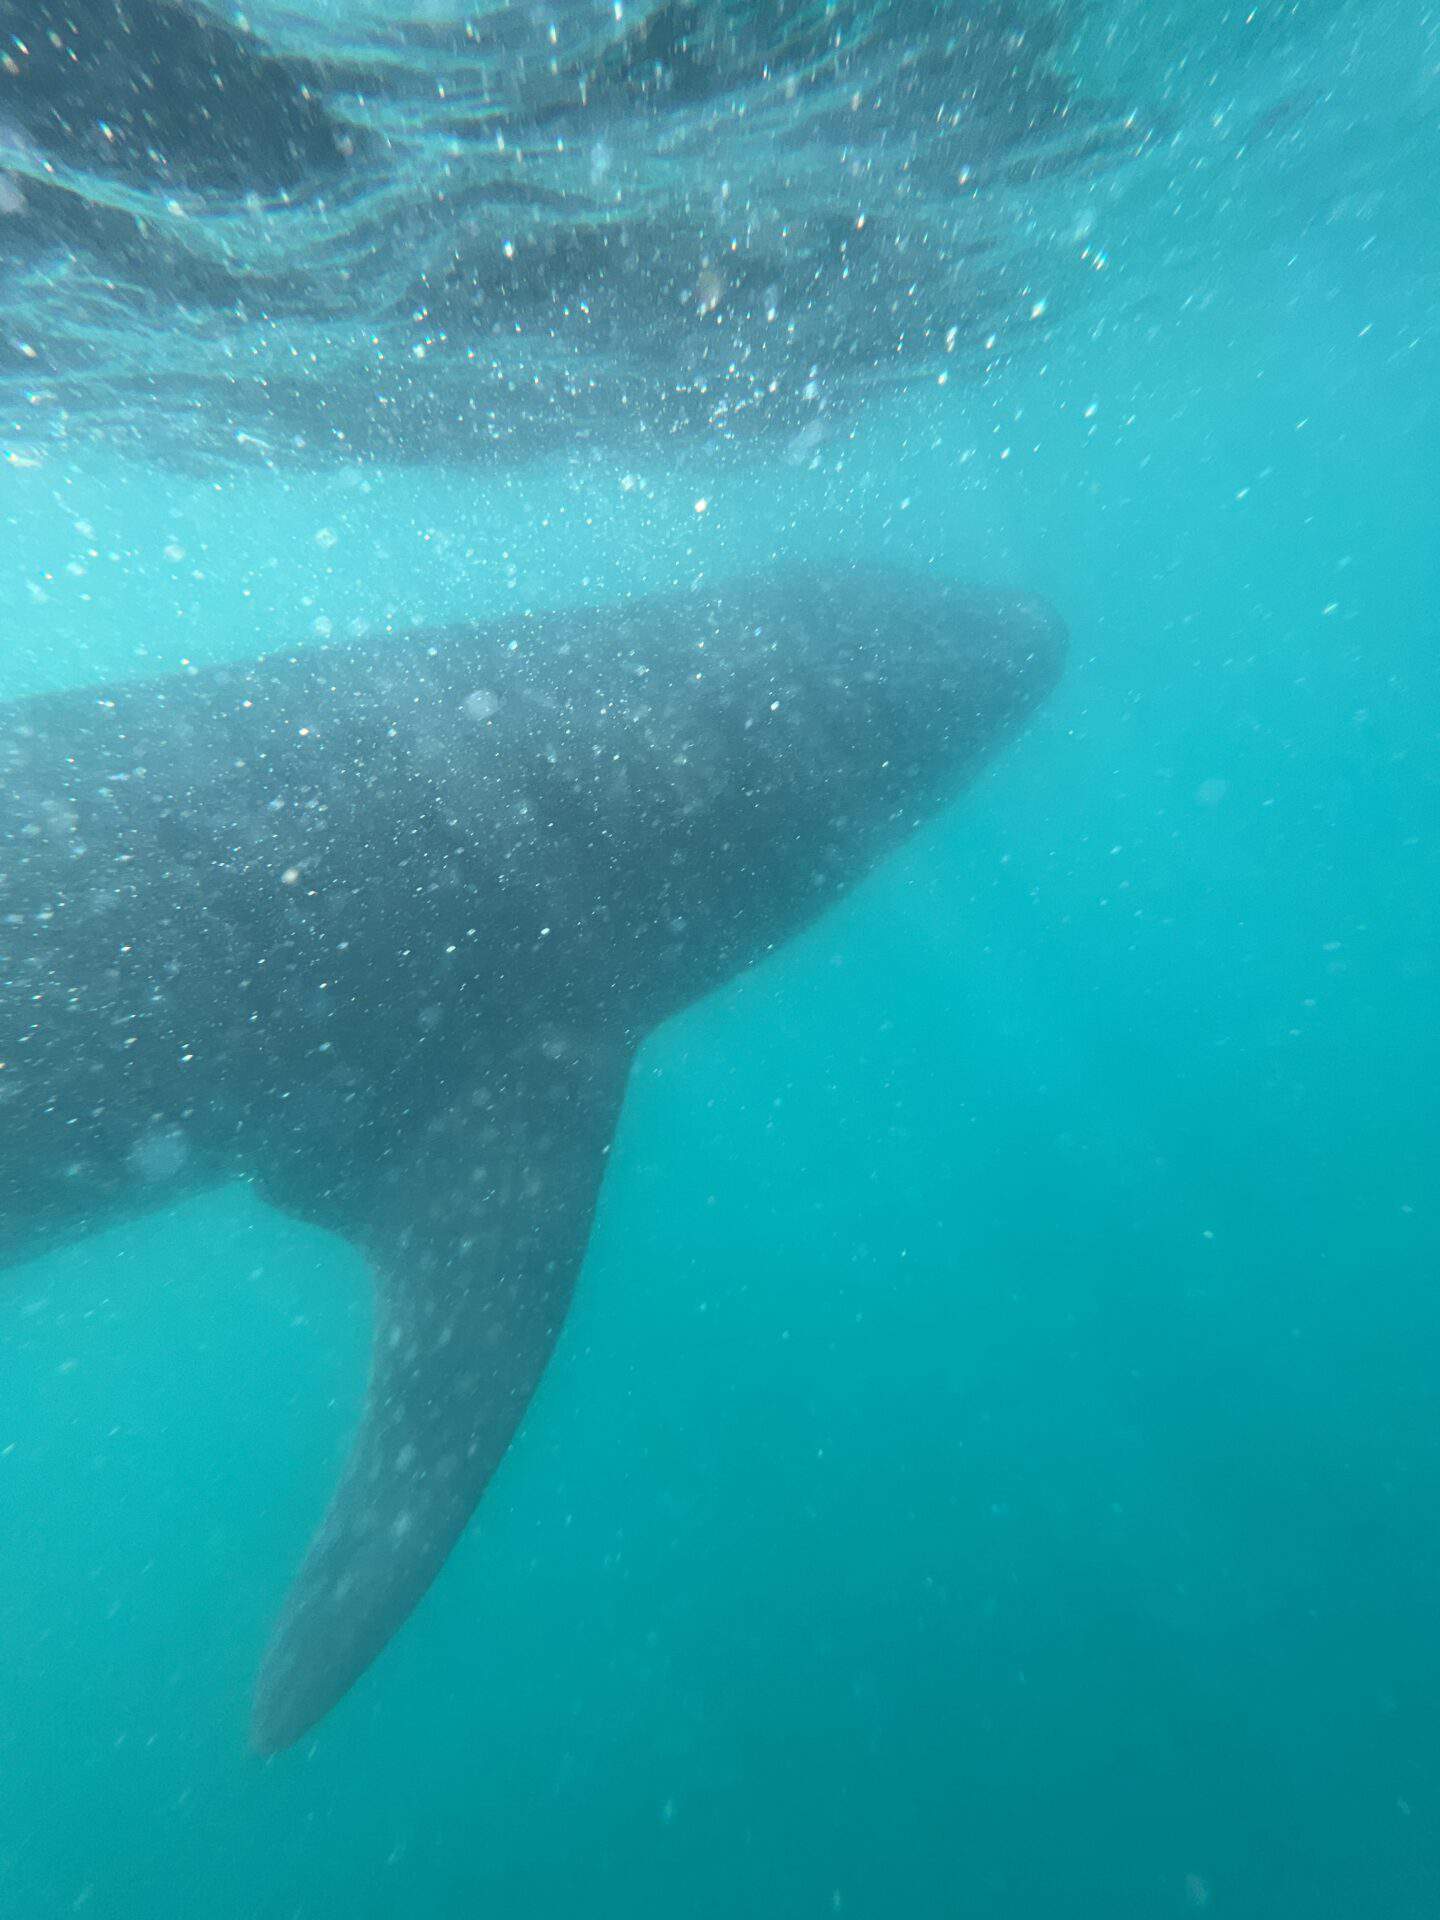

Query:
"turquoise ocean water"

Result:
[[2, 2, 1437, 1914]]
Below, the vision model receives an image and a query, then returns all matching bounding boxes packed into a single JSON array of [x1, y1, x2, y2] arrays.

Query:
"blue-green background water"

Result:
[[2, 3, 1438, 1914]]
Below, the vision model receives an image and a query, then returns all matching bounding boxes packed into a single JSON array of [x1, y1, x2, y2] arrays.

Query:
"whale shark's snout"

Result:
[[734, 566, 1067, 867], [990, 590, 1069, 694], [1, 564, 1065, 1752], [939, 582, 1066, 744], [905, 574, 1068, 728]]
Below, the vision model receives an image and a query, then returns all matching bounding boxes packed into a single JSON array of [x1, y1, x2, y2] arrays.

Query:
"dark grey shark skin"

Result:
[[0, 565, 1064, 1752]]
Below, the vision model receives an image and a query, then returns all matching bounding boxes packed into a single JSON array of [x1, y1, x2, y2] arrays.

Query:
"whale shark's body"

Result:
[[0, 565, 1063, 1750]]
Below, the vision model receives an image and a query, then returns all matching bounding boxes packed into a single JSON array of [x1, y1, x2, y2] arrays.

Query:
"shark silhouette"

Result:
[[0, 565, 1064, 1750]]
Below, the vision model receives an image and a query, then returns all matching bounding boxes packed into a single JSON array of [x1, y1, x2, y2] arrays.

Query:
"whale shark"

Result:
[[0, 565, 1064, 1750]]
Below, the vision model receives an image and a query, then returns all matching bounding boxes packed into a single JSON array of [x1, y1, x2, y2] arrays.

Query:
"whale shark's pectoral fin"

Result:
[[250, 1035, 634, 1755]]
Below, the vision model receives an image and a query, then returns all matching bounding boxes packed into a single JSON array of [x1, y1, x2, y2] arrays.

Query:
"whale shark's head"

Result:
[[482, 563, 1067, 1020], [746, 562, 1069, 833]]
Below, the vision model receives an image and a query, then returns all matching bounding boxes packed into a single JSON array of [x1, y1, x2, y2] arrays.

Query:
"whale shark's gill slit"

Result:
[[250, 1034, 634, 1755]]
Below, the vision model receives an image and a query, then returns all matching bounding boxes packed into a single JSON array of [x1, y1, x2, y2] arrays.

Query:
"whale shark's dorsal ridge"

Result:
[[0, 565, 1065, 1750]]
